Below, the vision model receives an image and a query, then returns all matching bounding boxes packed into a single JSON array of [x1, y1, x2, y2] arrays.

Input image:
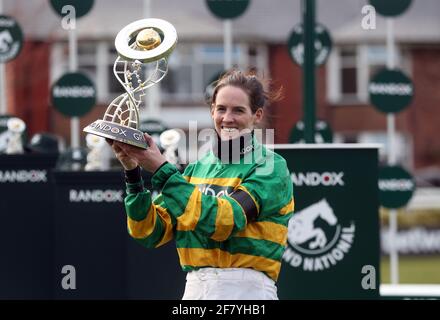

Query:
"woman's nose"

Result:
[[222, 110, 234, 122]]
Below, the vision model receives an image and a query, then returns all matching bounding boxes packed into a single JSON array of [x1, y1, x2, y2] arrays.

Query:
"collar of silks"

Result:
[[212, 131, 255, 163]]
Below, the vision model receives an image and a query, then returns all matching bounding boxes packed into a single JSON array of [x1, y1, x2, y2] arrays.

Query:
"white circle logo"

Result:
[[283, 198, 356, 271]]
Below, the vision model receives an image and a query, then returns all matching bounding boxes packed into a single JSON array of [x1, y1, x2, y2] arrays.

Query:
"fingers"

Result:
[[112, 142, 123, 154], [144, 133, 159, 151], [143, 133, 154, 146]]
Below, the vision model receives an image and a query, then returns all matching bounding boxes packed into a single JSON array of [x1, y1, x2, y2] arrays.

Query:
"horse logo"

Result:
[[288, 198, 338, 251], [0, 30, 13, 53], [283, 198, 356, 271]]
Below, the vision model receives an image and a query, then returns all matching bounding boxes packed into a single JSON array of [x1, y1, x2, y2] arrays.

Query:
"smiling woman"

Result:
[[108, 69, 294, 300]]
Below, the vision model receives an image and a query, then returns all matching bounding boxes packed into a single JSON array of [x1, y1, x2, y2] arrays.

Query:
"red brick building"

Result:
[[3, 0, 440, 180]]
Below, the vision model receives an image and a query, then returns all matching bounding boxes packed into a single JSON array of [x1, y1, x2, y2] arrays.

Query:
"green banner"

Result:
[[369, 0, 412, 17], [205, 0, 250, 20], [51, 72, 96, 117], [50, 0, 95, 18], [369, 69, 414, 114], [288, 23, 332, 67], [289, 119, 333, 143], [0, 15, 24, 63], [276, 146, 380, 299], [378, 165, 415, 209]]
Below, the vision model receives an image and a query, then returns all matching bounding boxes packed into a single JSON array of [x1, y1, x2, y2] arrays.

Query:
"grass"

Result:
[[381, 255, 440, 284]]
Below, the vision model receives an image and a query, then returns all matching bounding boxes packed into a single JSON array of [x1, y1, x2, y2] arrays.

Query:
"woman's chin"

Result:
[[219, 132, 240, 141]]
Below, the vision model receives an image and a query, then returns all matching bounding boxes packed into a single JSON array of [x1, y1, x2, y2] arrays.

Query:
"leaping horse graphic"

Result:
[[0, 30, 13, 53], [288, 198, 337, 249]]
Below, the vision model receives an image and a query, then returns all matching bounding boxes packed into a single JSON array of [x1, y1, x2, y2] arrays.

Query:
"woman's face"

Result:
[[211, 85, 263, 140]]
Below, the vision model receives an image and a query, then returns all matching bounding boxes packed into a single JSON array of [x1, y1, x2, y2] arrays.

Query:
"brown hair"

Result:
[[210, 69, 283, 114]]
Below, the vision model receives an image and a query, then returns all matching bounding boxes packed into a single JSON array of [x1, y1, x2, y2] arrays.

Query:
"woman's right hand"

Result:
[[106, 139, 138, 170]]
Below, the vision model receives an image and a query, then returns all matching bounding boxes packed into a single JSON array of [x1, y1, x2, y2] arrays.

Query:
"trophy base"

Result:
[[83, 120, 148, 149]]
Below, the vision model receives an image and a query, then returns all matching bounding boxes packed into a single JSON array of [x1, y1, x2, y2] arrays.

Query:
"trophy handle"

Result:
[[103, 93, 139, 130], [112, 54, 169, 109]]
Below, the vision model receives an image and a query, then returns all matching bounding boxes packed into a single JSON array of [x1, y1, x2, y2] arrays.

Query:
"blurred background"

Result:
[[0, 0, 439, 299]]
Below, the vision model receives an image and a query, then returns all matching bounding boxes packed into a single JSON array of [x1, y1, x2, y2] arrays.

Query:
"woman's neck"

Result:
[[213, 131, 254, 163]]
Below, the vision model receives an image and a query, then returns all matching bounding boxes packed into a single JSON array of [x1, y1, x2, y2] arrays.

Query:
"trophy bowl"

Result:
[[83, 18, 178, 149]]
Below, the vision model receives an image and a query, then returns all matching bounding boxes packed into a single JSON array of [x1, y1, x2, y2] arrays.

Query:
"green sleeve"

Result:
[[237, 155, 294, 222], [151, 162, 248, 242], [124, 180, 175, 248]]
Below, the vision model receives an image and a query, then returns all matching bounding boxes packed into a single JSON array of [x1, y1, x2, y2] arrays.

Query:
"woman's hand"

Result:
[[109, 133, 167, 173], [107, 138, 138, 170]]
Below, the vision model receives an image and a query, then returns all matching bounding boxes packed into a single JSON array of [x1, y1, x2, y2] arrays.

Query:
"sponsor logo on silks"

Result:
[[151, 190, 159, 199], [69, 189, 123, 203], [240, 144, 254, 156], [198, 184, 234, 198], [0, 170, 47, 183], [378, 178, 414, 192], [283, 198, 355, 272], [291, 172, 344, 187]]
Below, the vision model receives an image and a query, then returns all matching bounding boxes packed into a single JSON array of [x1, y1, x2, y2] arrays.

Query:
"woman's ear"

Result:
[[254, 108, 264, 124]]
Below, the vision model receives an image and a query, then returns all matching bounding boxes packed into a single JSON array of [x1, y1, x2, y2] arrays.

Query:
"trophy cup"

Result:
[[84, 134, 111, 171], [83, 18, 178, 148], [159, 129, 181, 168], [6, 117, 26, 154]]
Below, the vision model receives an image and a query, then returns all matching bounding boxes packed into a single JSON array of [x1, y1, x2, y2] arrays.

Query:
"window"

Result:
[[333, 131, 413, 169], [340, 47, 357, 99], [160, 43, 246, 103], [52, 41, 267, 106], [107, 47, 124, 97], [327, 45, 409, 105]]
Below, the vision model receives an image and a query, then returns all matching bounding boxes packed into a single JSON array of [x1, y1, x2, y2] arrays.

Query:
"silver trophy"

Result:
[[83, 18, 178, 148], [6, 117, 26, 154], [159, 129, 181, 168], [84, 133, 111, 171]]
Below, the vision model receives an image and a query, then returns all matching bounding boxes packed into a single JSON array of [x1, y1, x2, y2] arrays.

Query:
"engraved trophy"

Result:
[[83, 19, 177, 148]]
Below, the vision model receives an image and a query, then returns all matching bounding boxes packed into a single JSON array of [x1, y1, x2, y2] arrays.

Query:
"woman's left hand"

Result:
[[113, 133, 167, 173]]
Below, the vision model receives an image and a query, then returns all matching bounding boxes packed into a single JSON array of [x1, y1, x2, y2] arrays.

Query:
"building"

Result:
[[3, 0, 440, 181]]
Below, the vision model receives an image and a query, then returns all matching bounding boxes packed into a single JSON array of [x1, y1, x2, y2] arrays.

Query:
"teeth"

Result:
[[222, 127, 238, 133]]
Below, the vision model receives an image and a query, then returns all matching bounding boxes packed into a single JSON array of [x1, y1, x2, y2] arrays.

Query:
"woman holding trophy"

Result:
[[109, 69, 294, 300]]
